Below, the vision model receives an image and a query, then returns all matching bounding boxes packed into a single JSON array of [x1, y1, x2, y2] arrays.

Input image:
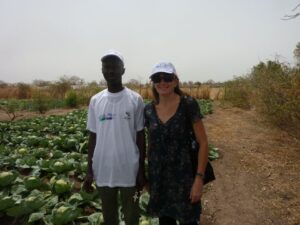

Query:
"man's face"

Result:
[[102, 57, 125, 83]]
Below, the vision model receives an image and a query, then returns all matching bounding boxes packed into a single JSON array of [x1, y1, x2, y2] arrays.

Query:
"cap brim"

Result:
[[150, 71, 175, 78]]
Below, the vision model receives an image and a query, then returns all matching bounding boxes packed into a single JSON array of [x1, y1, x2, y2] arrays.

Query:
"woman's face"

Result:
[[151, 73, 178, 96]]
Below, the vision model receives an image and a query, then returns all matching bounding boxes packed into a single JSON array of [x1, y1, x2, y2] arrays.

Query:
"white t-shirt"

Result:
[[87, 87, 144, 187]]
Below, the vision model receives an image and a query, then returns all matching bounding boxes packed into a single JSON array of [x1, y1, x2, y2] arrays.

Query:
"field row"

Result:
[[0, 100, 218, 225]]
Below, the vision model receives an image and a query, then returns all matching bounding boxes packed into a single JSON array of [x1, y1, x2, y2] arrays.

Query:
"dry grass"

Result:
[[133, 86, 224, 100], [1, 85, 224, 102], [0, 87, 18, 98]]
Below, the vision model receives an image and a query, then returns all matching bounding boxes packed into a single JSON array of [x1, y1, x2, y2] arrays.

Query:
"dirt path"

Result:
[[201, 103, 300, 225]]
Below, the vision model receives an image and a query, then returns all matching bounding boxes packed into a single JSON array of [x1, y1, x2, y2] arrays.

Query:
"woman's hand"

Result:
[[190, 177, 203, 203]]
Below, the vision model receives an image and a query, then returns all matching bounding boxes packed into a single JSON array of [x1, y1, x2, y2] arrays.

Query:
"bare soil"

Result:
[[0, 108, 78, 121], [1, 103, 299, 225], [201, 102, 300, 225]]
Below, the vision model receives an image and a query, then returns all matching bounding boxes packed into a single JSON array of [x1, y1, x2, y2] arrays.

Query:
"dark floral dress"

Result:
[[144, 96, 204, 223]]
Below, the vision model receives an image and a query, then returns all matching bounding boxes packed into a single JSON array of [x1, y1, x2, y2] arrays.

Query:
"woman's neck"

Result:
[[158, 92, 180, 105]]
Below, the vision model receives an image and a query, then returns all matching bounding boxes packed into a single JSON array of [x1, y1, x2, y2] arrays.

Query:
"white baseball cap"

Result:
[[150, 62, 177, 78], [101, 50, 124, 64]]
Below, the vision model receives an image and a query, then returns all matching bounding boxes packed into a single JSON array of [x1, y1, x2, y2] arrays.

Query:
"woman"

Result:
[[144, 62, 209, 225]]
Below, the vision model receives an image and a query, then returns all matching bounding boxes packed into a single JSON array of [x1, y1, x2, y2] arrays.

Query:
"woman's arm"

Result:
[[190, 119, 208, 203], [193, 119, 209, 178]]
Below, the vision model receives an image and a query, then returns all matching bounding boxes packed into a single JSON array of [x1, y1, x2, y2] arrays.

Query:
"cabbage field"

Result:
[[0, 100, 218, 225]]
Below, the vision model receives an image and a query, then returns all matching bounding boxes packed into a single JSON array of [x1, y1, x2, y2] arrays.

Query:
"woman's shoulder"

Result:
[[144, 101, 155, 112], [144, 101, 156, 121], [181, 95, 197, 105]]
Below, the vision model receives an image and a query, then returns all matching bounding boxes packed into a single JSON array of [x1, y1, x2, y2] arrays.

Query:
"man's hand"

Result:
[[84, 132, 96, 193], [136, 129, 146, 192], [83, 173, 94, 193], [136, 170, 147, 192]]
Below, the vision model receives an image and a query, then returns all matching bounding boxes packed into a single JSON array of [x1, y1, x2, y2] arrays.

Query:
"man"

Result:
[[83, 50, 146, 225]]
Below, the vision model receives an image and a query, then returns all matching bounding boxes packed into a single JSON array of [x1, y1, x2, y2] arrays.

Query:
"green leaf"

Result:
[[6, 204, 32, 217], [0, 196, 15, 211], [0, 171, 18, 187], [28, 212, 45, 223], [52, 203, 81, 225], [88, 212, 103, 225], [24, 176, 42, 190], [68, 193, 83, 205], [41, 195, 59, 211], [79, 189, 98, 202], [10, 184, 27, 195], [88, 201, 101, 210], [43, 214, 54, 225], [53, 179, 72, 194]]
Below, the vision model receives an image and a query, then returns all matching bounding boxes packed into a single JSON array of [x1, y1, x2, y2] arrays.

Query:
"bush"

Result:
[[32, 90, 49, 114], [50, 81, 71, 99], [249, 61, 298, 123], [81, 83, 102, 105], [65, 91, 79, 108], [0, 99, 18, 120], [17, 83, 31, 99], [223, 60, 300, 139], [222, 76, 251, 109]]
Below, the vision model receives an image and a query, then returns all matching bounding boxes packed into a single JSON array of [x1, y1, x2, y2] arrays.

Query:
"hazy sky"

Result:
[[0, 0, 299, 84]]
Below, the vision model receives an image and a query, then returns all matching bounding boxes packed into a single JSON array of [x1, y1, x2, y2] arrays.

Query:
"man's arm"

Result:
[[83, 131, 96, 192], [136, 129, 146, 191]]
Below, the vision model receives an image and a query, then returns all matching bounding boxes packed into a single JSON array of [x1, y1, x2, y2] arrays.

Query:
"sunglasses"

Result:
[[151, 74, 175, 83]]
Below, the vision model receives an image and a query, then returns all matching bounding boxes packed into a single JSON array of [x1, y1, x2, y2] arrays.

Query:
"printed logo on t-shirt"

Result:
[[123, 112, 131, 120], [99, 113, 115, 122]]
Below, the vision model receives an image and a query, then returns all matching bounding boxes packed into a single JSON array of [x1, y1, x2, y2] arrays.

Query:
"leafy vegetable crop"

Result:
[[0, 100, 218, 225]]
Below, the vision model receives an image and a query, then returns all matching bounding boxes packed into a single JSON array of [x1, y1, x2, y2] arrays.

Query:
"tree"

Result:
[[59, 75, 85, 86], [88, 81, 99, 87], [50, 80, 71, 99], [205, 79, 215, 85], [17, 83, 31, 99], [282, 3, 300, 20], [125, 79, 140, 89], [68, 76, 85, 86], [194, 81, 202, 86], [99, 79, 107, 87], [294, 42, 300, 67], [0, 100, 19, 121], [0, 80, 8, 88], [187, 81, 194, 87], [33, 79, 51, 87]]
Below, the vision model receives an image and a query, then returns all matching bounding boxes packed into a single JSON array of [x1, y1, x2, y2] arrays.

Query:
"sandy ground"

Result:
[[1, 103, 299, 225], [201, 103, 300, 225]]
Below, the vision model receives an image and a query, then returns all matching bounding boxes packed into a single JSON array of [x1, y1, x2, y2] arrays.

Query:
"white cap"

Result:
[[150, 62, 177, 77], [101, 50, 124, 64]]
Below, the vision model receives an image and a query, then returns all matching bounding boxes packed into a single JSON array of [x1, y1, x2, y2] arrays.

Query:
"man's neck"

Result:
[[107, 82, 124, 93]]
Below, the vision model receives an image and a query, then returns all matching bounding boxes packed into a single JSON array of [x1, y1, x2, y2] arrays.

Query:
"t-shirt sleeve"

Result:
[[186, 97, 203, 123], [86, 98, 97, 133], [135, 96, 145, 131]]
